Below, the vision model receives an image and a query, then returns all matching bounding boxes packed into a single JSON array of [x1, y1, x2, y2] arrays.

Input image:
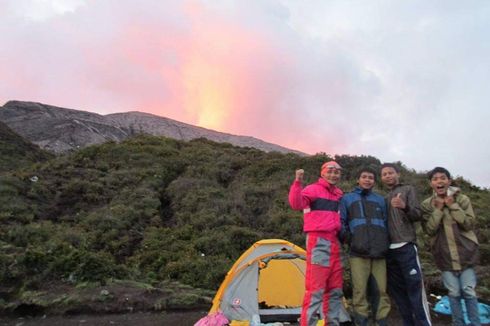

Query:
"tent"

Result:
[[210, 239, 305, 323], [207, 239, 349, 325]]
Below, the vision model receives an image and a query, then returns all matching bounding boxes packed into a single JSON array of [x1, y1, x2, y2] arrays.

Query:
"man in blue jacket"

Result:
[[340, 167, 390, 326]]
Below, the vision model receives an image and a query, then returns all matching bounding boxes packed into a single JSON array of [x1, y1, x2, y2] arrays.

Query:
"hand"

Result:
[[295, 169, 304, 182], [432, 197, 445, 210], [391, 193, 406, 209], [444, 196, 454, 206]]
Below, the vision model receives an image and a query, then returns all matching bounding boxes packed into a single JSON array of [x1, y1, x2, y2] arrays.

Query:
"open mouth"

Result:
[[435, 185, 446, 192]]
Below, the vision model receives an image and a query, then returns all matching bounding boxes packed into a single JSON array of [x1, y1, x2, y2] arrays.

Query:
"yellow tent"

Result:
[[209, 239, 306, 324]]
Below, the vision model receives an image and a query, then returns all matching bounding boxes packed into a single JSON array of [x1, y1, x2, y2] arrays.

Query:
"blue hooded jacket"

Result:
[[340, 186, 389, 258]]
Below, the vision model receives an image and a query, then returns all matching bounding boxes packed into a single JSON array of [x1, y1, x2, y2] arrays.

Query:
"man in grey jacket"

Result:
[[380, 163, 432, 326]]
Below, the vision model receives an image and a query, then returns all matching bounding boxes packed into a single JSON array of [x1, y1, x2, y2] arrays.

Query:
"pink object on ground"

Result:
[[194, 311, 229, 326]]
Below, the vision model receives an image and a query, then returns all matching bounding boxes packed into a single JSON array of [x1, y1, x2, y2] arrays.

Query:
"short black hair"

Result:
[[380, 163, 400, 173], [427, 167, 451, 180], [357, 167, 377, 181]]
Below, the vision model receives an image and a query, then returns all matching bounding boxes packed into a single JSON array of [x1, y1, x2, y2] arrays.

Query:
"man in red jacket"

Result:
[[289, 161, 344, 326]]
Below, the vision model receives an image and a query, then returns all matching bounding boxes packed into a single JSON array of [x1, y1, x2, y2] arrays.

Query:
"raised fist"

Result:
[[295, 169, 304, 182]]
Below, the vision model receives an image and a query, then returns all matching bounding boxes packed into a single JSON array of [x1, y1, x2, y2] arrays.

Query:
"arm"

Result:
[[288, 180, 311, 210], [421, 198, 444, 236], [288, 168, 314, 210], [405, 186, 422, 222], [447, 195, 476, 231], [381, 197, 388, 228], [390, 186, 421, 221], [339, 197, 350, 243]]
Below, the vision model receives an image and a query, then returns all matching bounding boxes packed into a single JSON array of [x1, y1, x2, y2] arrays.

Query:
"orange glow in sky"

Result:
[[1, 1, 489, 187], [182, 55, 233, 131], [179, 2, 259, 132]]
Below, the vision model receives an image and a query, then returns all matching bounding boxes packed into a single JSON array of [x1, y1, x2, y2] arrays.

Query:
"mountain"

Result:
[[0, 120, 52, 173], [0, 100, 303, 155]]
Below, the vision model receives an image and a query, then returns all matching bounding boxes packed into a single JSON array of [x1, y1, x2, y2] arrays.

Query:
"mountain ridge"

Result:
[[0, 100, 304, 155], [0, 119, 52, 173]]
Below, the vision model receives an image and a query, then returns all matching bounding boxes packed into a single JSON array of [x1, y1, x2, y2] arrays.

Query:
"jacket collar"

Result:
[[317, 178, 343, 196], [392, 183, 405, 189], [354, 186, 372, 195]]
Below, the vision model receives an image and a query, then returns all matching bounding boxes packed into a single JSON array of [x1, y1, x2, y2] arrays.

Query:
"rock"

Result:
[[0, 100, 304, 155]]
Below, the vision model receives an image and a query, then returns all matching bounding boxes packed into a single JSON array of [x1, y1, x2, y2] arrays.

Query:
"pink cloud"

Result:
[[0, 1, 356, 156], [2, 1, 490, 187]]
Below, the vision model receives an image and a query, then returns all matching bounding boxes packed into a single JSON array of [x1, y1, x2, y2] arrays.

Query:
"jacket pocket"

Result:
[[350, 226, 370, 256], [370, 228, 389, 257]]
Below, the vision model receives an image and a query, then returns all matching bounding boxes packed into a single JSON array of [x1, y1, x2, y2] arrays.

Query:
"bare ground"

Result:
[[0, 309, 458, 326], [1, 278, 487, 326], [0, 311, 206, 326]]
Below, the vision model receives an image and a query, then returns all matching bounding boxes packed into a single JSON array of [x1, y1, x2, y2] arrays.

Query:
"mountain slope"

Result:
[[0, 134, 489, 315], [0, 101, 129, 153], [0, 120, 52, 173], [0, 100, 303, 155], [107, 111, 301, 154]]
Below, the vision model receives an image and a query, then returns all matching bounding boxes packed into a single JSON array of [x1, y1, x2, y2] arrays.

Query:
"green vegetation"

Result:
[[1, 133, 489, 313], [0, 121, 52, 174]]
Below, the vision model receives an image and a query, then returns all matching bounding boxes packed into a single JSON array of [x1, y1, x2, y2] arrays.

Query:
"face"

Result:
[[381, 167, 399, 188], [322, 168, 341, 185], [430, 172, 451, 197], [358, 172, 375, 190]]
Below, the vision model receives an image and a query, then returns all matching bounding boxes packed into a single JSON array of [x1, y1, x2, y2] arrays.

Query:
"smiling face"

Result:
[[430, 172, 451, 197], [381, 167, 400, 189], [358, 172, 375, 190], [321, 168, 341, 185]]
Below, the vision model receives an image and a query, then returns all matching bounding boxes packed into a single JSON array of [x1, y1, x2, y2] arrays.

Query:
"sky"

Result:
[[1, 0, 489, 187]]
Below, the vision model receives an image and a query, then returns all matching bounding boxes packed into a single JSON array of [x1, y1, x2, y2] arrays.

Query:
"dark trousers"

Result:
[[386, 243, 432, 326]]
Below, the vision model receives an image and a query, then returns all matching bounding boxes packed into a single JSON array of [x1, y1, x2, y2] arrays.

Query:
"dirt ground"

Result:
[[0, 309, 457, 326], [0, 311, 206, 326]]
